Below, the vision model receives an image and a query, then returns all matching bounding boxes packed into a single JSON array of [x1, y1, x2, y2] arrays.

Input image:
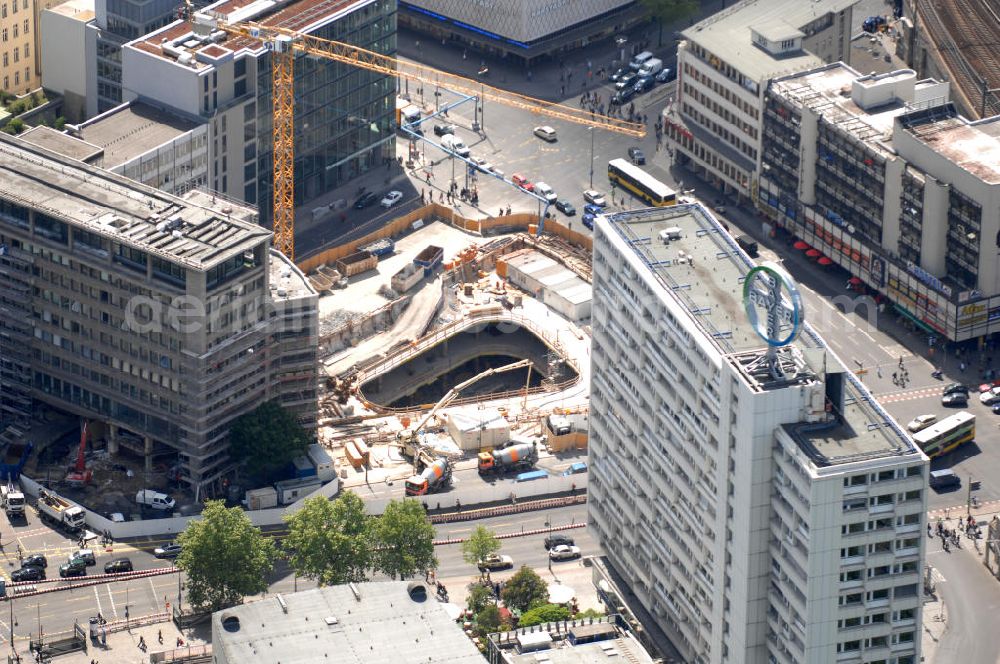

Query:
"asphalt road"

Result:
[[0, 501, 594, 642]]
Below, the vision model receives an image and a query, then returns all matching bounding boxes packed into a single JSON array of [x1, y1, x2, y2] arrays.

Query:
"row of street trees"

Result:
[[175, 494, 437, 613]]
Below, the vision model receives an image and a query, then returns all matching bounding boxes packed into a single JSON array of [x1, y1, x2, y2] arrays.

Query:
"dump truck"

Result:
[[395, 98, 422, 129], [404, 457, 452, 496], [1, 482, 25, 517], [478, 442, 538, 475], [335, 251, 378, 278], [37, 488, 86, 533], [414, 245, 444, 276]]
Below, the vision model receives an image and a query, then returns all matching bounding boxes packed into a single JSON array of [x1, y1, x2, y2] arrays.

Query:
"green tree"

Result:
[[475, 604, 502, 636], [176, 500, 277, 612], [501, 566, 549, 613], [467, 582, 494, 614], [54, 116, 66, 130], [370, 499, 437, 579], [518, 603, 571, 627], [639, 0, 699, 47], [229, 401, 311, 484], [3, 118, 24, 135], [283, 492, 371, 585], [461, 525, 501, 575]]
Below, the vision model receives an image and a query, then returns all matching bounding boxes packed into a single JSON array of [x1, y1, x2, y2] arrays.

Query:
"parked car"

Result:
[[59, 560, 87, 578], [533, 126, 558, 142], [993, 402, 1000, 415], [654, 68, 675, 83], [627, 146, 645, 165], [380, 190, 403, 208], [615, 73, 639, 90], [612, 87, 636, 105], [633, 76, 655, 93], [544, 533, 575, 549], [609, 67, 628, 82], [535, 182, 558, 203], [555, 200, 576, 216], [11, 566, 45, 581], [154, 542, 183, 559], [22, 554, 47, 569], [512, 173, 534, 192], [942, 392, 968, 407], [978, 380, 1000, 392], [906, 414, 937, 433], [548, 544, 582, 561], [943, 383, 969, 396], [980, 388, 1000, 405], [477, 554, 514, 571], [583, 190, 607, 206], [472, 156, 494, 173], [583, 203, 605, 216], [929, 469, 961, 490], [354, 192, 378, 209], [104, 558, 134, 574], [433, 123, 455, 136], [68, 549, 96, 566], [582, 213, 596, 230]]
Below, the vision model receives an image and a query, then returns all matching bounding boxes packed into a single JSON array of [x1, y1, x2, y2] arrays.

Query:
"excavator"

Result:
[[65, 421, 93, 486]]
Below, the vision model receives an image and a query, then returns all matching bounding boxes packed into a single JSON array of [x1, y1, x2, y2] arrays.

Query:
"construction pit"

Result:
[[311, 220, 593, 498]]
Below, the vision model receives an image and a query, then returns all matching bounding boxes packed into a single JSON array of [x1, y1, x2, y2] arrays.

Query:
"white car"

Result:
[[548, 544, 581, 561], [535, 182, 558, 203], [583, 190, 607, 207], [906, 414, 937, 433], [472, 157, 493, 173], [477, 554, 514, 571], [980, 387, 1000, 405], [380, 191, 403, 208]]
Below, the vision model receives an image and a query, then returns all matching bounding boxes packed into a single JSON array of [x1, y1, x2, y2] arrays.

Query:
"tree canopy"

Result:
[[518, 603, 571, 627], [369, 499, 437, 579], [501, 566, 549, 613], [474, 604, 502, 637], [229, 401, 311, 484], [176, 500, 277, 612], [283, 492, 371, 585], [461, 525, 501, 574], [639, 0, 699, 46]]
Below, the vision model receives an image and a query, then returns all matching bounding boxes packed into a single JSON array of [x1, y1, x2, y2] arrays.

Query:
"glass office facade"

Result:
[[254, 0, 397, 224]]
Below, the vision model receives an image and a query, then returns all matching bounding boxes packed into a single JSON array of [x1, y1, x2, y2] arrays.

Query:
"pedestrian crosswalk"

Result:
[[875, 387, 940, 403]]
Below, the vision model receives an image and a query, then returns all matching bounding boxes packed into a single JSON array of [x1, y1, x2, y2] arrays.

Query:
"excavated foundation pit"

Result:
[[359, 322, 577, 409]]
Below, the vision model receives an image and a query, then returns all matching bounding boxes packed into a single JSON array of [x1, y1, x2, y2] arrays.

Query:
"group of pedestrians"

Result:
[[931, 515, 982, 553]]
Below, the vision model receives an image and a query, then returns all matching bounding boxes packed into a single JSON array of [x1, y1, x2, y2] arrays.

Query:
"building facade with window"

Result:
[[0, 133, 317, 497], [588, 204, 927, 664], [120, 0, 396, 227], [0, 0, 44, 95], [759, 61, 1000, 343], [664, 0, 857, 203]]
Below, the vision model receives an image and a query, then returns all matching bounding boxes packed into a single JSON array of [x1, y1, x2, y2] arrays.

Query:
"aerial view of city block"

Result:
[[0, 0, 999, 662]]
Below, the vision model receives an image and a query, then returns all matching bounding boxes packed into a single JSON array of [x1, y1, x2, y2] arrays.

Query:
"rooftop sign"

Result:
[[743, 262, 804, 347]]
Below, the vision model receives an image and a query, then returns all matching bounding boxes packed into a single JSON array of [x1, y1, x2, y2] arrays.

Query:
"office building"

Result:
[[588, 204, 927, 663], [121, 0, 397, 226], [38, 0, 93, 121], [399, 0, 644, 66], [759, 61, 1000, 343], [486, 614, 656, 664], [664, 0, 857, 202], [18, 100, 208, 196], [0, 132, 317, 497], [211, 582, 484, 664], [0, 0, 53, 95]]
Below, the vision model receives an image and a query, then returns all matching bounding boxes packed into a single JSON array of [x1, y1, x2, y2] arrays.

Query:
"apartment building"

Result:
[[0, 0, 39, 95], [0, 132, 318, 497], [120, 0, 396, 226], [759, 61, 1000, 343], [588, 204, 927, 664], [664, 0, 857, 202]]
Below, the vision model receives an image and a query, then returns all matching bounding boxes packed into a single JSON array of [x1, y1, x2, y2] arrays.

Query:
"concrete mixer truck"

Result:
[[404, 457, 453, 496], [477, 442, 538, 476]]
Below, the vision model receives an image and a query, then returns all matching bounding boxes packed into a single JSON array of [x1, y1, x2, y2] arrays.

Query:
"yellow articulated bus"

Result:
[[608, 158, 677, 206], [911, 411, 975, 458]]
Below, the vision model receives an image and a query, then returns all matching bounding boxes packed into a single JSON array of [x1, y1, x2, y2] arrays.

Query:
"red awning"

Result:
[[806, 249, 822, 257], [818, 257, 833, 265], [793, 241, 810, 250]]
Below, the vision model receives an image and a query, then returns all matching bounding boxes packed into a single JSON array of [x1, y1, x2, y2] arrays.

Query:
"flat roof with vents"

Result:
[[0, 132, 267, 271]]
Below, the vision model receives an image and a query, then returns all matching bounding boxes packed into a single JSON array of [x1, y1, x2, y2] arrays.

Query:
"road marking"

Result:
[[875, 387, 940, 403], [150, 578, 162, 610], [93, 585, 103, 616], [106, 584, 117, 618]]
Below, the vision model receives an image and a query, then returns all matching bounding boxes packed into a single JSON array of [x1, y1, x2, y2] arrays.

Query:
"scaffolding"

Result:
[[0, 243, 33, 429]]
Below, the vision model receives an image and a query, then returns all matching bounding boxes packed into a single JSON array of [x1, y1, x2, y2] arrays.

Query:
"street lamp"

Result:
[[589, 127, 595, 189]]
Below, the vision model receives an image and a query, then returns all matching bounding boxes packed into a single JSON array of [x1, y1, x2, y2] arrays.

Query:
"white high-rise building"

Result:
[[588, 204, 928, 664]]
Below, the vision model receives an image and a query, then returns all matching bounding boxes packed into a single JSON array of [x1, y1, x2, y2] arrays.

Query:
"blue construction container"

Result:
[[515, 470, 549, 482]]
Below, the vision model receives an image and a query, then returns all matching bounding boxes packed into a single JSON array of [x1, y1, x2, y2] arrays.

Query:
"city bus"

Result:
[[911, 411, 975, 458], [607, 159, 677, 206]]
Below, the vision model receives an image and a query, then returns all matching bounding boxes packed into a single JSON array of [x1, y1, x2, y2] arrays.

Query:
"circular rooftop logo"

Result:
[[742, 262, 804, 347]]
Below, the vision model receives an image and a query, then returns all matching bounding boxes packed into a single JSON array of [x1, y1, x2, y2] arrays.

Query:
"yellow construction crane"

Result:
[[193, 17, 645, 259]]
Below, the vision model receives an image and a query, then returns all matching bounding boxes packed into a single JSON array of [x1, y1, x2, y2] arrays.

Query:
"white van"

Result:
[[629, 51, 654, 71], [535, 182, 558, 202], [136, 489, 176, 511], [441, 134, 470, 157], [638, 58, 664, 77]]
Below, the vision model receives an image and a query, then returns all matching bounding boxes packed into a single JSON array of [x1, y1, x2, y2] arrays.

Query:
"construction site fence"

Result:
[[433, 520, 587, 546], [295, 203, 591, 275], [427, 492, 587, 525]]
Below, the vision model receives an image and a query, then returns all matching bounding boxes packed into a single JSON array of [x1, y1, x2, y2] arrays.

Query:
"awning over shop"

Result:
[[894, 304, 937, 335]]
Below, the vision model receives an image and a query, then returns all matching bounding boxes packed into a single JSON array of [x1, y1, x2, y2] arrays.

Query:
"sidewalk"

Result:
[[16, 617, 209, 664]]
